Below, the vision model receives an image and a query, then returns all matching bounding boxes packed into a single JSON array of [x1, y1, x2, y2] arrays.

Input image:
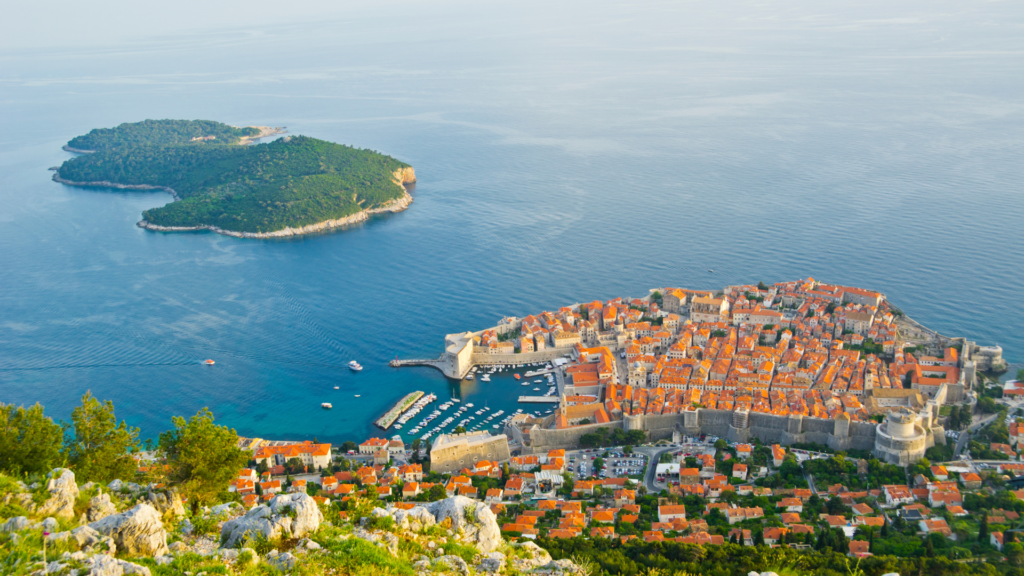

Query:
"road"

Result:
[[635, 445, 677, 493], [955, 411, 1002, 457]]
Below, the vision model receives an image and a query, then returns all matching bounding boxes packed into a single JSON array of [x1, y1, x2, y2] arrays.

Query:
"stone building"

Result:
[[430, 431, 511, 474]]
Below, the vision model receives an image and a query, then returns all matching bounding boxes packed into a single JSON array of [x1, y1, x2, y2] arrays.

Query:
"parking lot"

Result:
[[565, 448, 649, 480]]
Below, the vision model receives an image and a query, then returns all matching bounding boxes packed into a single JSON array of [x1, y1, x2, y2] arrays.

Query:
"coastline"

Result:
[[61, 145, 96, 154], [135, 167, 416, 239], [51, 173, 180, 200], [237, 125, 287, 145]]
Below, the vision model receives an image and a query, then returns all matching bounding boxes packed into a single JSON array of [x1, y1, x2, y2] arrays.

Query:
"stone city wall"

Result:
[[526, 420, 622, 453]]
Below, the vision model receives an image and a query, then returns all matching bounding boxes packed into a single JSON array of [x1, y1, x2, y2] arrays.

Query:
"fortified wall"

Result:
[[522, 402, 943, 465]]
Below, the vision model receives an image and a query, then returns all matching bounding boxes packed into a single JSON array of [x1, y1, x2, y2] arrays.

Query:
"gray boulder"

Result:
[[386, 504, 437, 531], [532, 559, 588, 575], [89, 502, 169, 557], [108, 479, 124, 492], [146, 489, 185, 519], [220, 492, 323, 548], [477, 551, 507, 573], [427, 496, 501, 553], [510, 541, 553, 571], [37, 468, 79, 519], [265, 550, 297, 571], [436, 555, 470, 576], [88, 492, 118, 522], [1, 516, 30, 533], [84, 554, 152, 576], [40, 517, 59, 532]]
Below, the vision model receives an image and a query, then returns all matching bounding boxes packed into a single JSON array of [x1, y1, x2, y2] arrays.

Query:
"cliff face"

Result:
[[394, 166, 417, 185]]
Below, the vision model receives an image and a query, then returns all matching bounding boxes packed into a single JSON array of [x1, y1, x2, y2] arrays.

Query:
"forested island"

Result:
[[53, 119, 416, 238]]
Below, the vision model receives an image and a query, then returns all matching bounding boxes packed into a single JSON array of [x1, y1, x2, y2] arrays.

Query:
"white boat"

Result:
[[321, 403, 333, 409], [354, 394, 361, 397], [334, 386, 339, 389], [466, 374, 475, 380], [348, 360, 363, 371]]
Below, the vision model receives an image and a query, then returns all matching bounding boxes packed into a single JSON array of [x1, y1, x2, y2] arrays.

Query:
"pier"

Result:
[[389, 356, 447, 374], [518, 396, 560, 404]]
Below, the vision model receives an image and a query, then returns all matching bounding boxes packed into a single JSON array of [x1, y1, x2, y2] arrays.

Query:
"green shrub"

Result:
[[441, 541, 479, 563]]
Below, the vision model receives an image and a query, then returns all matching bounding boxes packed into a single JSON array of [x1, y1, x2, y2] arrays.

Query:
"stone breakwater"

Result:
[[51, 174, 180, 200]]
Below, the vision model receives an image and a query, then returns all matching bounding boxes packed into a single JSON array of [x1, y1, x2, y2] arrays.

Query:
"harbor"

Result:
[[374, 391, 424, 430], [374, 359, 566, 441]]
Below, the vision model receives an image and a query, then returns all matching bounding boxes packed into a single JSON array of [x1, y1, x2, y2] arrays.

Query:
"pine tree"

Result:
[[980, 513, 989, 542], [926, 537, 935, 557], [881, 519, 889, 537]]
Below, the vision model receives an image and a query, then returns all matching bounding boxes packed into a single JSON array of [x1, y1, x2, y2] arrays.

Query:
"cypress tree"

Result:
[[980, 513, 989, 542]]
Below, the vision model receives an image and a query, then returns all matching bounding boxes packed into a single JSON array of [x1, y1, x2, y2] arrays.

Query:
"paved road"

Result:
[[635, 445, 676, 493]]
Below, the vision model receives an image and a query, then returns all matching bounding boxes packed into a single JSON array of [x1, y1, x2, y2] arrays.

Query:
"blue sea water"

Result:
[[1, 0, 1022, 444]]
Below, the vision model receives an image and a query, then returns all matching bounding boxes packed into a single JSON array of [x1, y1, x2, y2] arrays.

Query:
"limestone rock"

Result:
[[168, 541, 189, 552], [210, 502, 244, 519], [476, 551, 507, 573], [427, 496, 501, 553], [84, 554, 152, 576], [108, 479, 124, 492], [436, 555, 470, 576], [532, 559, 588, 575], [37, 468, 79, 519], [510, 541, 553, 572], [760, 573, 781, 576], [70, 525, 103, 548], [220, 492, 322, 548], [265, 550, 297, 571], [89, 502, 169, 557], [88, 492, 118, 522], [389, 504, 437, 531], [146, 488, 185, 519], [1, 516, 30, 533], [40, 517, 59, 531]]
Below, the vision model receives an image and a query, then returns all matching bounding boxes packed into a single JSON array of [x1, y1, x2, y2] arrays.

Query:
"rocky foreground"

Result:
[[0, 468, 584, 576]]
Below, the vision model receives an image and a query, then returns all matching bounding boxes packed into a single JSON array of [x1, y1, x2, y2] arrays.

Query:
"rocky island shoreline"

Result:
[[52, 120, 416, 239], [136, 167, 416, 239]]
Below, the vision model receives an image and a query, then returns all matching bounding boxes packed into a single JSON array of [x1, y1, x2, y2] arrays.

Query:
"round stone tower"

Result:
[[874, 409, 927, 465]]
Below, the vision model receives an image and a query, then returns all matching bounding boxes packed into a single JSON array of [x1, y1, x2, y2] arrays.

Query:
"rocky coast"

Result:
[[135, 167, 416, 239]]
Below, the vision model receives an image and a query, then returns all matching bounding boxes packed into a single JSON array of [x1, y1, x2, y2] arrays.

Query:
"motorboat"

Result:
[[348, 360, 363, 371], [321, 403, 333, 409], [354, 394, 361, 398], [466, 374, 475, 380], [204, 359, 215, 365], [334, 386, 339, 389]]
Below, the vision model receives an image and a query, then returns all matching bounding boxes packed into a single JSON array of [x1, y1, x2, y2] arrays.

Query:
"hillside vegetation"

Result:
[[66, 119, 260, 150], [56, 120, 413, 235]]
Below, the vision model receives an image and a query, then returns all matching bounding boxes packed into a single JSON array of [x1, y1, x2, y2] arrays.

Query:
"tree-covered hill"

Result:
[[66, 119, 260, 151], [55, 124, 413, 235]]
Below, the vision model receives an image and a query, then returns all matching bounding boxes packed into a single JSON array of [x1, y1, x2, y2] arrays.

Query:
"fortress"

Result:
[[511, 383, 948, 465]]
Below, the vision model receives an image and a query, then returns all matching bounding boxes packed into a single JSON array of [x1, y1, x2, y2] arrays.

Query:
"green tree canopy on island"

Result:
[[0, 403, 63, 476], [63, 391, 141, 484], [66, 119, 260, 151], [56, 121, 413, 235], [159, 407, 251, 514]]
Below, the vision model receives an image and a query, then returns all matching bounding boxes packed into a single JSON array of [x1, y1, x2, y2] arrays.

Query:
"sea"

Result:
[[1, 0, 1022, 445]]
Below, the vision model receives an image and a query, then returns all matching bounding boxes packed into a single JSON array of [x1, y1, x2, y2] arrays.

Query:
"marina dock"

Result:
[[518, 396, 560, 404]]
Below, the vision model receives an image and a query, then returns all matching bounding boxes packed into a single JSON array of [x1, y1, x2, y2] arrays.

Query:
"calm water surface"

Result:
[[1, 1, 1022, 443]]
